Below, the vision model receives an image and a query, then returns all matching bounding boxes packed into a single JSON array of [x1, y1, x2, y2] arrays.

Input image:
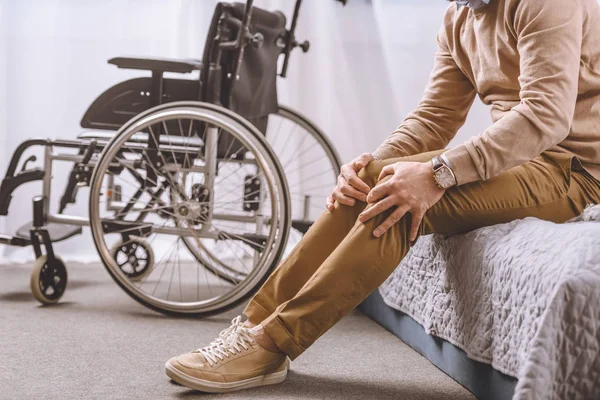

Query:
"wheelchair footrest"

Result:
[[0, 233, 30, 247], [15, 222, 82, 242]]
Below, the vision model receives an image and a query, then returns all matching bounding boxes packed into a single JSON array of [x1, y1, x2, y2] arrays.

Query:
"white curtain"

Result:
[[0, 0, 490, 263]]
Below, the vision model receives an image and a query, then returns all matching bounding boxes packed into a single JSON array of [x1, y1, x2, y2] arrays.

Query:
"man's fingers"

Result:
[[326, 195, 335, 211], [346, 174, 371, 194], [340, 165, 370, 194], [366, 181, 391, 204], [335, 192, 356, 207], [409, 209, 425, 242], [341, 155, 373, 195], [373, 206, 410, 238], [358, 195, 395, 222], [340, 185, 368, 202], [378, 165, 394, 182], [352, 153, 374, 170]]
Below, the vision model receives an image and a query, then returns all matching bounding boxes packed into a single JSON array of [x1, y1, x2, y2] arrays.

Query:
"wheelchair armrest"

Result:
[[108, 56, 202, 74]]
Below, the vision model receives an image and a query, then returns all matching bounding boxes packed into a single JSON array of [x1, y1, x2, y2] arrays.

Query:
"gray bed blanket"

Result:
[[378, 205, 600, 400]]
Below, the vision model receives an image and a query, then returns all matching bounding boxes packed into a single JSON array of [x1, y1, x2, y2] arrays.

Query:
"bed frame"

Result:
[[359, 291, 518, 400]]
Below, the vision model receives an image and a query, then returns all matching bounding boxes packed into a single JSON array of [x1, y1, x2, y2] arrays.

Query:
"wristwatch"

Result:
[[431, 155, 457, 189]]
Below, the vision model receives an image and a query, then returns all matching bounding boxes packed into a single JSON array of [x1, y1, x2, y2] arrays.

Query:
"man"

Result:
[[165, 0, 600, 393]]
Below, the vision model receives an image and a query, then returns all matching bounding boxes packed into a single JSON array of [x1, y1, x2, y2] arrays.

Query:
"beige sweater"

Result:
[[373, 0, 600, 185]]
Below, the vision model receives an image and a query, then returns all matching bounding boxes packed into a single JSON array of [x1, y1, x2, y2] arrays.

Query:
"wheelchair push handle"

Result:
[[279, 0, 303, 78], [229, 0, 254, 81], [279, 0, 348, 78]]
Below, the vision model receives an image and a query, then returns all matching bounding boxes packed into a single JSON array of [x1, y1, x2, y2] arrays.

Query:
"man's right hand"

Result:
[[326, 153, 375, 211]]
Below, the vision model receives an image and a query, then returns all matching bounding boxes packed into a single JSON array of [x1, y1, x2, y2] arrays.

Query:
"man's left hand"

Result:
[[358, 161, 445, 239]]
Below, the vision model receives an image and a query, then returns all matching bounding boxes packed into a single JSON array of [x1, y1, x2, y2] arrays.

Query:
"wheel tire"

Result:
[[30, 256, 68, 305]]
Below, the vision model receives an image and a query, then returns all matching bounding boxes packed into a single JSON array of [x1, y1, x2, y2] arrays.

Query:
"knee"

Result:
[[357, 160, 384, 189]]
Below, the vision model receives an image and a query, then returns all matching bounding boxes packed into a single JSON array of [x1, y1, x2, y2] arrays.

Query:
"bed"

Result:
[[359, 204, 600, 400]]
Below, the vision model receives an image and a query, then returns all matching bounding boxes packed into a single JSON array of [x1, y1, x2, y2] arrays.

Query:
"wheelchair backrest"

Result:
[[201, 2, 287, 133]]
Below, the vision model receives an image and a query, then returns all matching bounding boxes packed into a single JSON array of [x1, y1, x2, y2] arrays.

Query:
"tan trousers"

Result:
[[243, 150, 600, 360]]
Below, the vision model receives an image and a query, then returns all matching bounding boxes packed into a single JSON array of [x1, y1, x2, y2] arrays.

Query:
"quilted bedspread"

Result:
[[378, 205, 600, 400]]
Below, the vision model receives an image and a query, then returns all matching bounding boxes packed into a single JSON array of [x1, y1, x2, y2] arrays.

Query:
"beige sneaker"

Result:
[[165, 317, 287, 393]]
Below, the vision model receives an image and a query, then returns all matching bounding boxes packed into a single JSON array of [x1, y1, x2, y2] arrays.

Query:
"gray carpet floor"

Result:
[[0, 262, 475, 400]]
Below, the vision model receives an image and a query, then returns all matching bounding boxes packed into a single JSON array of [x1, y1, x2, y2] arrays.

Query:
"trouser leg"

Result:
[[257, 151, 600, 359]]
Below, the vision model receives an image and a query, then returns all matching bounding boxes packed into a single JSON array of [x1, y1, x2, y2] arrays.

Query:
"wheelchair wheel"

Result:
[[30, 255, 68, 305], [110, 237, 154, 282], [88, 101, 291, 317]]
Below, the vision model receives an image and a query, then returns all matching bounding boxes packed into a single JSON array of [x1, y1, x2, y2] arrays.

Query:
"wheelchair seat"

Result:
[[108, 56, 202, 74]]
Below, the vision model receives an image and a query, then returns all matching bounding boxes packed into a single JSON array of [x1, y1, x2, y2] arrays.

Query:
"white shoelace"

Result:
[[197, 316, 258, 366], [214, 316, 244, 343]]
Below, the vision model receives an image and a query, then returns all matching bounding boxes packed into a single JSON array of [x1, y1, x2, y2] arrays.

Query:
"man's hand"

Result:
[[326, 153, 375, 211], [358, 161, 445, 239]]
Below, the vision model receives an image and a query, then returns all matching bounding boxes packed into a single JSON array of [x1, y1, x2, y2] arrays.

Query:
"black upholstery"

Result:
[[227, 3, 286, 124], [198, 2, 287, 157], [201, 3, 286, 125], [108, 56, 202, 74]]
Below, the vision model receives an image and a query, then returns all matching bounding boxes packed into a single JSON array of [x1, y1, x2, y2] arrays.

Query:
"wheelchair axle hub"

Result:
[[177, 205, 189, 216], [175, 202, 208, 225]]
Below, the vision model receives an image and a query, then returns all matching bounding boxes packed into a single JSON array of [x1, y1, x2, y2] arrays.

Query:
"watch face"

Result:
[[434, 167, 455, 189]]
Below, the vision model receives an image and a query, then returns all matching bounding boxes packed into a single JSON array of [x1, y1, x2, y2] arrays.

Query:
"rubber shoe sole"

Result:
[[165, 361, 288, 393]]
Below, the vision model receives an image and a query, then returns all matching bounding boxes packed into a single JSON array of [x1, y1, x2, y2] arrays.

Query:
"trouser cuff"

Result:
[[262, 312, 306, 360], [243, 299, 272, 324]]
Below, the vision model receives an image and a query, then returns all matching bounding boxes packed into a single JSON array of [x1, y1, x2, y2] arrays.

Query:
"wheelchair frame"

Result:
[[0, 0, 345, 314]]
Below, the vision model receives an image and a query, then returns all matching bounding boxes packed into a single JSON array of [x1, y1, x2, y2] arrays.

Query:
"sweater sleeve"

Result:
[[444, 0, 584, 185], [372, 28, 477, 160]]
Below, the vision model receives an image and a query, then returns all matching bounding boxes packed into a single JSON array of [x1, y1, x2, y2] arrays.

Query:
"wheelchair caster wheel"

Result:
[[30, 256, 68, 305], [110, 237, 154, 281]]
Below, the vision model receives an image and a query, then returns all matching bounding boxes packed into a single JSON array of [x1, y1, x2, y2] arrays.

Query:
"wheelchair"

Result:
[[0, 0, 346, 316]]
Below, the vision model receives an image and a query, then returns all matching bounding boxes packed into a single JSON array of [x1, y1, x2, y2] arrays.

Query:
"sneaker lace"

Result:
[[215, 316, 244, 343], [197, 316, 256, 366]]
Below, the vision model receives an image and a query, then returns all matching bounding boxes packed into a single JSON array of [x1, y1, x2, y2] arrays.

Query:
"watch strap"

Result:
[[441, 153, 453, 170], [431, 156, 444, 170]]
